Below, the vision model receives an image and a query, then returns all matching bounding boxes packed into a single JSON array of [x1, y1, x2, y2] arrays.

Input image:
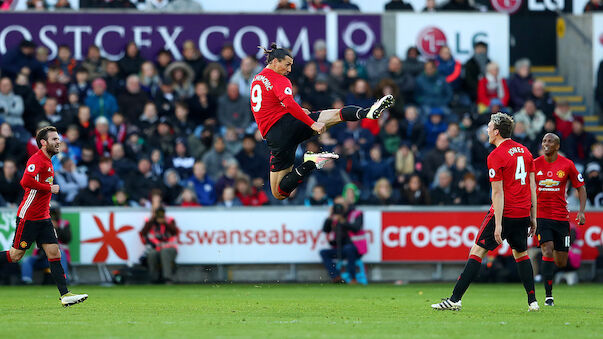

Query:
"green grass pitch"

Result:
[[0, 283, 600, 338]]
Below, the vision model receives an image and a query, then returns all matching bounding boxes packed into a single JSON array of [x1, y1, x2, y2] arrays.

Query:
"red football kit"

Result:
[[250, 68, 315, 137], [487, 139, 534, 218], [17, 149, 54, 221], [533, 155, 584, 221]]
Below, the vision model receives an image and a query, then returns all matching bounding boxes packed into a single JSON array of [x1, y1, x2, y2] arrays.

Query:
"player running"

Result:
[[431, 113, 540, 311], [533, 133, 586, 306], [0, 126, 88, 307], [250, 43, 394, 200]]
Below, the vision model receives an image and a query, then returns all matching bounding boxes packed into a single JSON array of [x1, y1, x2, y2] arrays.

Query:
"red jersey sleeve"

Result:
[[487, 153, 503, 182], [569, 161, 585, 188], [21, 161, 51, 192], [272, 76, 315, 128]]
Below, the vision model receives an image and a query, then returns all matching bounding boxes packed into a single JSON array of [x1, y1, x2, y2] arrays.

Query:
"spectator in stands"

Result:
[[35, 46, 49, 74], [583, 0, 603, 11], [423, 0, 437, 11], [42, 97, 65, 130], [188, 81, 216, 125], [587, 142, 603, 170], [0, 40, 44, 82], [236, 134, 267, 181], [423, 132, 449, 182], [343, 48, 367, 80], [458, 172, 489, 205], [85, 78, 118, 120], [305, 185, 331, 206], [436, 46, 462, 91], [46, 66, 68, 104], [21, 205, 71, 284], [217, 83, 251, 134], [432, 149, 456, 187], [139, 61, 161, 98], [338, 138, 363, 183], [424, 108, 448, 148], [367, 178, 397, 205], [585, 162, 603, 206], [319, 196, 363, 283], [0, 77, 25, 129], [400, 174, 430, 205], [109, 142, 134, 178], [306, 0, 331, 12], [387, 56, 415, 105], [164, 61, 195, 99], [93, 116, 114, 157], [126, 157, 161, 206], [446, 122, 468, 157], [464, 41, 489, 102], [53, 45, 76, 84], [528, 80, 555, 118], [331, 0, 360, 10], [218, 186, 242, 207], [298, 61, 318, 101], [161, 169, 182, 206], [218, 43, 240, 79], [514, 99, 545, 141], [171, 102, 194, 138], [80, 45, 107, 80], [553, 100, 576, 139], [477, 62, 509, 111], [385, 0, 414, 10], [0, 159, 22, 206], [440, 0, 475, 10], [362, 145, 394, 193], [563, 118, 596, 166], [186, 160, 216, 205], [430, 170, 458, 205], [155, 49, 172, 79], [118, 75, 149, 124], [366, 44, 389, 87], [165, 0, 202, 11], [141, 207, 179, 284], [307, 157, 348, 199], [511, 121, 533, 152], [597, 60, 603, 112], [215, 159, 239, 201], [145, 0, 170, 11], [203, 62, 227, 99], [73, 176, 107, 206], [306, 74, 333, 111], [327, 60, 349, 99], [235, 175, 269, 206], [201, 135, 234, 181], [395, 142, 415, 178], [155, 79, 177, 117], [118, 42, 145, 79], [69, 68, 92, 105], [230, 55, 261, 97], [375, 78, 404, 119], [508, 58, 533, 111], [178, 41, 205, 84], [399, 106, 425, 151], [103, 61, 123, 97], [312, 40, 330, 75], [55, 157, 87, 205], [94, 156, 121, 200], [177, 187, 199, 206], [415, 61, 452, 113], [136, 102, 158, 139], [276, 0, 296, 10]]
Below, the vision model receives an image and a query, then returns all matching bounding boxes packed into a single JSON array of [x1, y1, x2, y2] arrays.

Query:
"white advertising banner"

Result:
[[593, 14, 603, 86], [79, 209, 382, 265], [396, 13, 510, 77]]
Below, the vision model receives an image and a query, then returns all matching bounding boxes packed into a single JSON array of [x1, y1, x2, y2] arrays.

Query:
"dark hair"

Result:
[[36, 126, 57, 148], [490, 113, 514, 139], [259, 43, 292, 65]]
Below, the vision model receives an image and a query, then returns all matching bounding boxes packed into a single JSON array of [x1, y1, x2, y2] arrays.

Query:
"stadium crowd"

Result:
[[0, 36, 603, 209]]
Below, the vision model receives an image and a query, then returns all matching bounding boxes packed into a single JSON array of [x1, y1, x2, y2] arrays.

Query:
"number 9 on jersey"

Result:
[[251, 84, 262, 112]]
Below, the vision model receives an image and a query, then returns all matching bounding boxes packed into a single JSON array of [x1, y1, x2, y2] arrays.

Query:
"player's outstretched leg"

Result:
[[432, 245, 486, 311], [513, 250, 539, 311], [272, 152, 339, 199]]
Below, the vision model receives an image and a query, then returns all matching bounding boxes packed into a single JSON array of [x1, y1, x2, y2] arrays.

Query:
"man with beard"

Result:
[[0, 126, 87, 306]]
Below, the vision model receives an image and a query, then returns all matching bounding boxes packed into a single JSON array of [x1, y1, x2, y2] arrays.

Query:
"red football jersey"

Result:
[[487, 139, 534, 218], [251, 68, 313, 137], [17, 150, 54, 220], [533, 155, 584, 221]]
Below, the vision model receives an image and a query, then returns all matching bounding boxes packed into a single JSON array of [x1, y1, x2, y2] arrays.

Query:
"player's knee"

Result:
[[555, 258, 568, 268], [45, 248, 61, 259], [541, 243, 554, 257]]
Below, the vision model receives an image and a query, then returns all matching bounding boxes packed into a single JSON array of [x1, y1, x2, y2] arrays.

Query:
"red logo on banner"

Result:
[[82, 212, 135, 262], [416, 27, 447, 58], [599, 33, 603, 46], [490, 0, 522, 14]]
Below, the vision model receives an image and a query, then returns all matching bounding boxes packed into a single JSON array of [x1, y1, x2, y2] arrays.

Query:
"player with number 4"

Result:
[[432, 113, 540, 311], [533, 133, 587, 307]]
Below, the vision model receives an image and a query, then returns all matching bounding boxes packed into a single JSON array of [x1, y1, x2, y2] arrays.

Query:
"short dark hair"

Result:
[[490, 113, 514, 138], [36, 126, 58, 148], [259, 43, 292, 65]]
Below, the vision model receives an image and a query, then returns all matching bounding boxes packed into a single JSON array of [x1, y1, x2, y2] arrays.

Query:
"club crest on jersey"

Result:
[[557, 170, 565, 178], [27, 164, 35, 172], [20, 241, 27, 248]]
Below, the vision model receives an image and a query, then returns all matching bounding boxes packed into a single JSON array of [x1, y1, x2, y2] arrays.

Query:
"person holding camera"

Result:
[[140, 207, 179, 284], [319, 196, 365, 283]]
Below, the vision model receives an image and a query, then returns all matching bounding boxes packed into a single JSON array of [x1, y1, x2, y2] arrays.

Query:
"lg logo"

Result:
[[416, 26, 447, 58], [490, 0, 522, 13], [527, 0, 565, 11]]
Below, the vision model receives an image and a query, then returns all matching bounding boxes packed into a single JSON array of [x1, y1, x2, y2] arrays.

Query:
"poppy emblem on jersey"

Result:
[[27, 164, 35, 172], [284, 87, 292, 95], [20, 241, 27, 248], [557, 170, 565, 179], [547, 171, 553, 177], [82, 212, 135, 262]]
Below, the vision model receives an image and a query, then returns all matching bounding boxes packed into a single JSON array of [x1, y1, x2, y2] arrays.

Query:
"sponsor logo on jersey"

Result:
[[538, 179, 560, 191], [557, 170, 565, 178]]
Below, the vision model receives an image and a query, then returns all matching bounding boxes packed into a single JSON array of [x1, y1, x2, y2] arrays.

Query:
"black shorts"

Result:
[[265, 112, 320, 172], [12, 217, 58, 250], [537, 218, 571, 252], [475, 211, 530, 252]]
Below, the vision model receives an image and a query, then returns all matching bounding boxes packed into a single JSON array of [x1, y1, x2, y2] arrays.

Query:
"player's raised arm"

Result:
[[20, 164, 52, 192], [491, 180, 504, 244], [529, 172, 537, 237]]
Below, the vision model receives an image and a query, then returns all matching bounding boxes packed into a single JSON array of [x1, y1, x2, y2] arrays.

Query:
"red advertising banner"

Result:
[[381, 211, 602, 262]]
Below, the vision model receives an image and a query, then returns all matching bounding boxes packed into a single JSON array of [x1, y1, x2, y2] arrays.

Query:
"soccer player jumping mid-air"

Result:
[[533, 133, 586, 306], [250, 43, 394, 200], [0, 126, 88, 307], [431, 113, 540, 311]]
